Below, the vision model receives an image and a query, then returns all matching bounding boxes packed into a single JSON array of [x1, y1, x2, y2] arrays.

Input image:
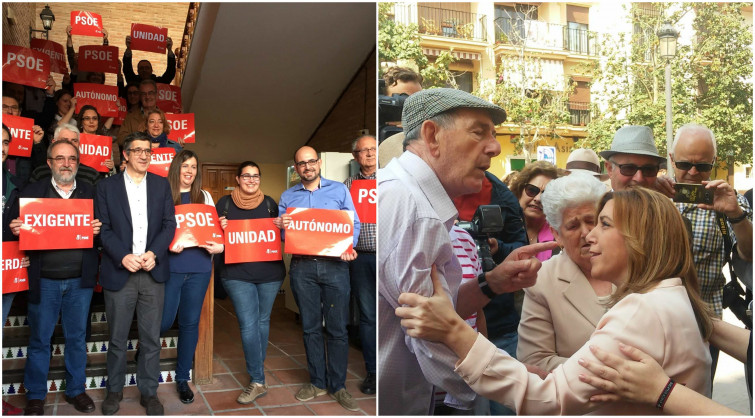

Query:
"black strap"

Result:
[[222, 195, 231, 218], [715, 211, 737, 281]]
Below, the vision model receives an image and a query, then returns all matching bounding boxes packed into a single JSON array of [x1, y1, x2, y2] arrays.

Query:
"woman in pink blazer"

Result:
[[396, 188, 714, 415]]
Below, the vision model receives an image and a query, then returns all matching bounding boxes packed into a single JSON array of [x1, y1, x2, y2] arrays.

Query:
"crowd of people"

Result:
[[378, 66, 752, 416]]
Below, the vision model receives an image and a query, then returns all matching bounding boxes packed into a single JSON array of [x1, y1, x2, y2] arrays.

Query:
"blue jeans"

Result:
[[222, 278, 282, 385], [488, 331, 518, 416], [160, 272, 211, 382], [349, 252, 376, 373], [24, 277, 93, 400], [2, 292, 15, 325], [289, 257, 350, 393]]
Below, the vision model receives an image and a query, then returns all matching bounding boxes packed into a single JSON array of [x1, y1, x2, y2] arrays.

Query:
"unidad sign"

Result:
[[225, 218, 282, 263]]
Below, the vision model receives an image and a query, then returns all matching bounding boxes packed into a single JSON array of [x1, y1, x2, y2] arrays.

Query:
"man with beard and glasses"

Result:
[[29, 124, 103, 186], [8, 139, 102, 415], [274, 145, 361, 411]]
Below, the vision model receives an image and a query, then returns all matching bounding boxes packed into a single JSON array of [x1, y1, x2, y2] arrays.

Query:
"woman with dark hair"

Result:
[[77, 105, 115, 175], [144, 108, 182, 153], [162, 150, 223, 404], [215, 161, 286, 405], [51, 89, 75, 129], [509, 161, 560, 261], [396, 187, 713, 415]]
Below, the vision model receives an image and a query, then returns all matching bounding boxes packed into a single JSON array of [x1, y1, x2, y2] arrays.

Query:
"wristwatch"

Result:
[[728, 211, 748, 224], [477, 272, 498, 299]]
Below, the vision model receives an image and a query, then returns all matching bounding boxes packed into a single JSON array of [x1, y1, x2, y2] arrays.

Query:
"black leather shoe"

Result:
[[101, 391, 122, 415], [140, 395, 164, 415], [23, 399, 44, 416], [360, 372, 376, 395], [64, 392, 95, 413], [176, 381, 194, 404]]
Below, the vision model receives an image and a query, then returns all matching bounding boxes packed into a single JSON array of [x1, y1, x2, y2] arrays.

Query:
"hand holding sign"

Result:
[[130, 24, 168, 54], [3, 114, 34, 157], [70, 11, 103, 37]]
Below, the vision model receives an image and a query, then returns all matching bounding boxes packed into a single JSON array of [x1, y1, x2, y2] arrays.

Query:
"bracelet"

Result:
[[477, 272, 498, 299], [655, 378, 676, 410], [728, 211, 748, 224]]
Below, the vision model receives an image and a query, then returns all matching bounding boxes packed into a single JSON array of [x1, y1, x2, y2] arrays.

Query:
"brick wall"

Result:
[[308, 49, 377, 153], [2, 3, 38, 48], [5, 3, 189, 88]]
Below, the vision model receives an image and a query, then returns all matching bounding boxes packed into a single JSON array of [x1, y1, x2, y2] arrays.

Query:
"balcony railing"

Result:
[[494, 17, 598, 56], [174, 2, 201, 87], [417, 6, 487, 42], [568, 101, 591, 126]]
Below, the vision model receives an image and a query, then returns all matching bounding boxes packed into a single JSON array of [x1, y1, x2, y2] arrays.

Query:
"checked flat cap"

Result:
[[401, 88, 507, 134]]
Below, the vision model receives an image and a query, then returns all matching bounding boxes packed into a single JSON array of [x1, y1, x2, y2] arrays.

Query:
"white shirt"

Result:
[[51, 177, 76, 199], [378, 151, 476, 415], [124, 170, 148, 255]]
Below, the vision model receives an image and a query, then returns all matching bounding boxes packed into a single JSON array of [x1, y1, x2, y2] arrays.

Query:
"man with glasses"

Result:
[[343, 135, 377, 395], [29, 124, 103, 185], [116, 79, 160, 148], [668, 123, 752, 377], [599, 125, 665, 191], [122, 35, 176, 86], [96, 132, 176, 415], [8, 139, 102, 415], [274, 145, 361, 411]]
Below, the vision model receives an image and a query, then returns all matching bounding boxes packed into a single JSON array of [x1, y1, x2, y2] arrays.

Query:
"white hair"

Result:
[[671, 123, 716, 156], [542, 172, 607, 230], [53, 123, 80, 140]]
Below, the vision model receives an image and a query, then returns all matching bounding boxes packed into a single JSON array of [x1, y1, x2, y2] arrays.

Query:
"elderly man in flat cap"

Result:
[[378, 88, 556, 415]]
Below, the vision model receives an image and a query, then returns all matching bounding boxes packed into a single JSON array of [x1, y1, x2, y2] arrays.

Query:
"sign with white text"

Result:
[[19, 198, 94, 250], [165, 113, 195, 143], [349, 180, 376, 224], [130, 23, 168, 53], [2, 242, 28, 294], [225, 218, 282, 263], [2, 45, 50, 89], [30, 39, 67, 74], [147, 147, 175, 177], [78, 45, 119, 74], [70, 11, 104, 37], [78, 133, 112, 172], [284, 208, 354, 257], [170, 204, 224, 249], [3, 115, 33, 157], [74, 83, 119, 118], [156, 83, 181, 114]]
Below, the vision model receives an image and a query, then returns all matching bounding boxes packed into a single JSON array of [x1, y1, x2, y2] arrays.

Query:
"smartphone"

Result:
[[673, 183, 714, 204]]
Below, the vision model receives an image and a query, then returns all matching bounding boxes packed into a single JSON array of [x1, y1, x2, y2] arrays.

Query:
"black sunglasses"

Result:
[[524, 183, 545, 198], [610, 161, 659, 177], [674, 161, 714, 172]]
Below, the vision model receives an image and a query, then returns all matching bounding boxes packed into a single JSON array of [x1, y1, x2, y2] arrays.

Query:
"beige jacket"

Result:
[[517, 253, 610, 371]]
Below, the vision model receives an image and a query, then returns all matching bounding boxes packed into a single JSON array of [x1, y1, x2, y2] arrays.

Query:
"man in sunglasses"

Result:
[[668, 123, 752, 377], [599, 125, 666, 191]]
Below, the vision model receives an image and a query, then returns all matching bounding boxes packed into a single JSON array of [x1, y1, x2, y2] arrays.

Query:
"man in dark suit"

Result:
[[95, 132, 176, 415]]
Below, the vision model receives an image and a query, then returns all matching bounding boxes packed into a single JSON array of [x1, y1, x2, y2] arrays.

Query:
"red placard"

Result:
[[130, 23, 168, 53], [165, 113, 195, 143], [3, 115, 33, 158], [147, 147, 175, 177], [78, 45, 119, 74], [170, 204, 224, 250], [225, 218, 282, 263], [74, 83, 119, 118], [70, 11, 103, 37], [2, 45, 50, 89], [78, 133, 111, 173], [2, 242, 29, 294], [349, 180, 376, 224], [114, 98, 127, 126], [157, 83, 182, 114], [284, 208, 354, 257], [29, 38, 67, 74], [19, 198, 94, 251]]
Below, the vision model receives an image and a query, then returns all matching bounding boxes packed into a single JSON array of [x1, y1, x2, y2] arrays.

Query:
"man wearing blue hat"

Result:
[[378, 88, 556, 414]]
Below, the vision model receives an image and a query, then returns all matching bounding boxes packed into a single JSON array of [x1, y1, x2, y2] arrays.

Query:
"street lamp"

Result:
[[29, 4, 55, 42], [657, 21, 679, 173]]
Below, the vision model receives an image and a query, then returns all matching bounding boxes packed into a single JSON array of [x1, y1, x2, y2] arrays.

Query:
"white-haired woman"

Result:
[[516, 173, 613, 372]]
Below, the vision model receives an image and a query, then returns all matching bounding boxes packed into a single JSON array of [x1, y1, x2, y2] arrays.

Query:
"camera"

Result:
[[457, 205, 504, 273], [673, 183, 714, 205], [378, 79, 408, 143]]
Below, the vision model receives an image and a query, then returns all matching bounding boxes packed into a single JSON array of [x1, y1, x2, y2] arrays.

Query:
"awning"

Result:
[[423, 48, 481, 61]]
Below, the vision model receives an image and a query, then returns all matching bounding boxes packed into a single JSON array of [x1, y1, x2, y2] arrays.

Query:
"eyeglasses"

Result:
[[49, 156, 78, 164], [127, 91, 140, 96], [610, 161, 660, 177], [295, 159, 319, 168], [239, 174, 261, 182], [82, 116, 99, 122], [355, 147, 376, 155], [2, 104, 19, 112], [127, 148, 153, 156], [524, 183, 545, 198], [140, 91, 157, 97], [674, 161, 714, 172]]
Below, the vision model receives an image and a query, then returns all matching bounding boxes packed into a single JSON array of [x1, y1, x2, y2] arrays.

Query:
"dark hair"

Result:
[[383, 66, 423, 90], [76, 105, 101, 134], [167, 150, 203, 205], [53, 89, 73, 107], [236, 161, 261, 177], [509, 160, 559, 198], [122, 131, 151, 157], [2, 123, 10, 139]]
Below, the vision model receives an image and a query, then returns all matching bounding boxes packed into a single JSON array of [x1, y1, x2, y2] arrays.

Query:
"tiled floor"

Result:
[[3, 294, 376, 416]]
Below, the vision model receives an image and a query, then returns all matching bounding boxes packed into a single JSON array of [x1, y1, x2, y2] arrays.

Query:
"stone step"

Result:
[[2, 332, 180, 360], [2, 358, 185, 395]]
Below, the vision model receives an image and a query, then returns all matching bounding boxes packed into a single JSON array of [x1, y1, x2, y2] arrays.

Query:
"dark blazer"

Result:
[[95, 171, 176, 291], [8, 178, 99, 304]]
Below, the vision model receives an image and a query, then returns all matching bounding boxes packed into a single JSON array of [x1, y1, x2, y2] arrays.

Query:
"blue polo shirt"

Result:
[[278, 176, 360, 247]]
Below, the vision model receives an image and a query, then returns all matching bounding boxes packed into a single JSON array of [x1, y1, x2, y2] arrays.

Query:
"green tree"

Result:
[[581, 2, 752, 168]]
